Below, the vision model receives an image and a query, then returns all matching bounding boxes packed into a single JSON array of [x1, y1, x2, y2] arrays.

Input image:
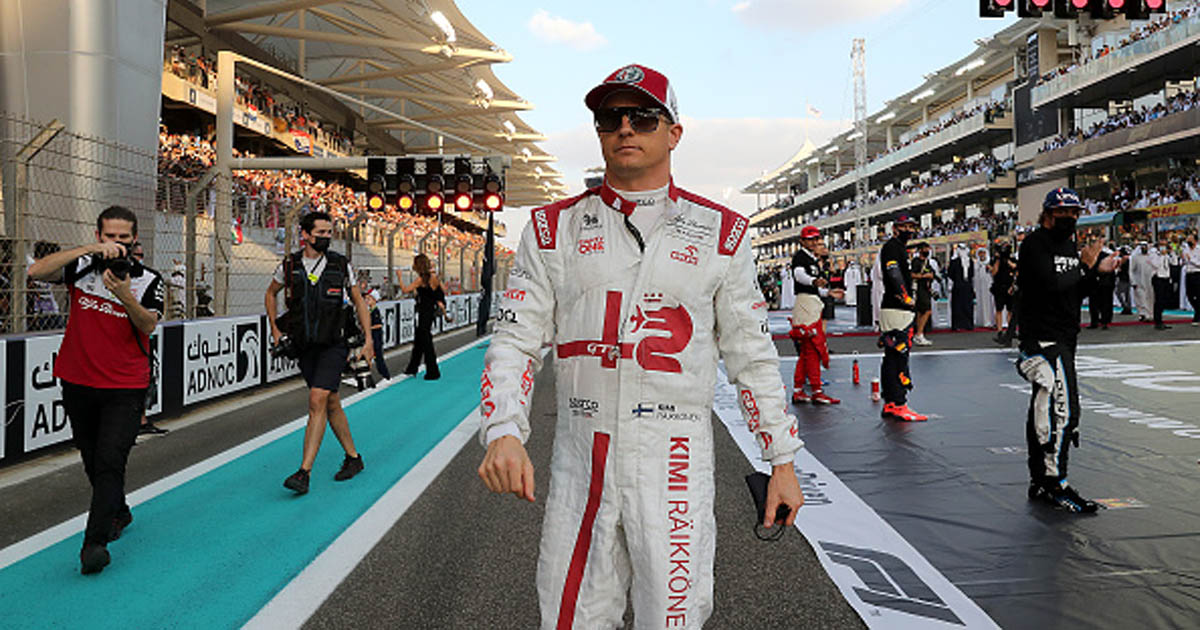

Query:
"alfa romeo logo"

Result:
[[614, 65, 644, 83]]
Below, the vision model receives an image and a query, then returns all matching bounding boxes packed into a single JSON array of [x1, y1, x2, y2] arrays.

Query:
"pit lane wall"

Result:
[[0, 293, 495, 468]]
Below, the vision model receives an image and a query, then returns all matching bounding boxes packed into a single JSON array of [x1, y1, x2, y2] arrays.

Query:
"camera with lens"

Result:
[[97, 245, 141, 280], [270, 334, 300, 360]]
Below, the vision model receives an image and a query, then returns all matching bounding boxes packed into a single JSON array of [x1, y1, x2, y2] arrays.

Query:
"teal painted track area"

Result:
[[0, 344, 487, 629]]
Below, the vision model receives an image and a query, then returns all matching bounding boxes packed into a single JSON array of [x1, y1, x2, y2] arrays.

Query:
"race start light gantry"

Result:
[[982, 0, 1164, 18], [365, 155, 505, 214]]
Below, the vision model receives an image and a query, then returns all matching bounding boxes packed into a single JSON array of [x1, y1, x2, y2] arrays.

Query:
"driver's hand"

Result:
[[479, 435, 535, 502]]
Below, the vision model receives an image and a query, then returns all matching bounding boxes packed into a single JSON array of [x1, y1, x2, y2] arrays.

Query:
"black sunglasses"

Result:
[[593, 106, 670, 133]]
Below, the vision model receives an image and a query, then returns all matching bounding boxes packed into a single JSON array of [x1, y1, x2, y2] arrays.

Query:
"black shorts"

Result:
[[915, 289, 932, 314], [299, 342, 348, 392], [992, 288, 1011, 311]]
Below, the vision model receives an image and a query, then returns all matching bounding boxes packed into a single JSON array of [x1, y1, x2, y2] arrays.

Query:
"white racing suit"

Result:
[[481, 181, 803, 630]]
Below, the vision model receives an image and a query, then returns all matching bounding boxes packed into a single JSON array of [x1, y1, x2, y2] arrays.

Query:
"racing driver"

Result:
[[789, 225, 845, 405], [477, 64, 805, 629]]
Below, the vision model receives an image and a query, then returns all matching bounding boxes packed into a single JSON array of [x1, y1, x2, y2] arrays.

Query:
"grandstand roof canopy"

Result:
[[743, 16, 1068, 196], [188, 0, 564, 207]]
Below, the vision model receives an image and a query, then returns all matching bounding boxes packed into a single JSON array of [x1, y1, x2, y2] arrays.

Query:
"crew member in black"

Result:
[[1016, 188, 1119, 513], [911, 242, 935, 345], [398, 253, 448, 380], [266, 211, 373, 494], [877, 213, 927, 422], [989, 238, 1016, 338], [1088, 243, 1119, 330], [28, 205, 164, 574]]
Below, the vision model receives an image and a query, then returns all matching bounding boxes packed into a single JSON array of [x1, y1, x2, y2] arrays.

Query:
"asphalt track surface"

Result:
[[0, 324, 863, 629], [1, 306, 1196, 628]]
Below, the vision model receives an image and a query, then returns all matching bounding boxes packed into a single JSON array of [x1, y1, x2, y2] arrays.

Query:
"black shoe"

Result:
[[1038, 481, 1100, 514], [80, 544, 110, 575], [109, 511, 133, 542], [1155, 324, 1171, 330], [1087, 323, 1099, 329], [1120, 309, 1133, 315], [423, 372, 440, 380], [334, 455, 363, 481], [138, 422, 168, 435], [402, 369, 418, 376], [284, 468, 310, 494]]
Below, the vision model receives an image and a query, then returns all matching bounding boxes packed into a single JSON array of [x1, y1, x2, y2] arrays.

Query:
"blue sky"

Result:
[[455, 0, 1017, 245]]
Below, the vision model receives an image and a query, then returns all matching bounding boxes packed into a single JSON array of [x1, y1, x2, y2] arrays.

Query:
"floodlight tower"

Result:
[[852, 38, 869, 249]]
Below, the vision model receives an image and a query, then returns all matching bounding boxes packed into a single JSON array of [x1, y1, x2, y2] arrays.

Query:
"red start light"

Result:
[[1146, 0, 1163, 7], [484, 194, 502, 210], [995, 0, 1011, 5], [1071, 0, 1088, 7], [455, 194, 472, 210], [1032, 0, 1050, 6], [427, 194, 443, 211], [1108, 0, 1124, 8]]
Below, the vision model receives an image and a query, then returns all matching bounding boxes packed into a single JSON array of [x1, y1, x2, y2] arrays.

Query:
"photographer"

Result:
[[265, 211, 373, 495], [28, 205, 164, 575]]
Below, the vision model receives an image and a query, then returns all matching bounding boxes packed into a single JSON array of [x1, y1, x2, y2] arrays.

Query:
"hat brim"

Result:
[[585, 84, 676, 122]]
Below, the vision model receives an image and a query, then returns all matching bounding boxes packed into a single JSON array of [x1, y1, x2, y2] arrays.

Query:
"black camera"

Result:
[[97, 246, 140, 280], [270, 334, 300, 360]]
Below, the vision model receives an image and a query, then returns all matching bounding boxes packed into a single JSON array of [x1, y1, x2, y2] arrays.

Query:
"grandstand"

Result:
[[745, 3, 1200, 272], [1, 0, 565, 330]]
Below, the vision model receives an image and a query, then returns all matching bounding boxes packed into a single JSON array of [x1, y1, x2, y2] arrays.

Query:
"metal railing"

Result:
[[1032, 12, 1200, 107]]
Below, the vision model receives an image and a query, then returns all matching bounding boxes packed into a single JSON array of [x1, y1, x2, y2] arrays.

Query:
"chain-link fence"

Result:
[[1, 112, 508, 335]]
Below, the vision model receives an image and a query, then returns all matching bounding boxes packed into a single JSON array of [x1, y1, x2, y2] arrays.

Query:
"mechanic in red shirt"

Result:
[[29, 205, 164, 575]]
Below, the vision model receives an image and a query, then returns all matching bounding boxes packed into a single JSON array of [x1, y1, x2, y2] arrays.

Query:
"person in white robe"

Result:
[[973, 245, 995, 329], [844, 261, 863, 306]]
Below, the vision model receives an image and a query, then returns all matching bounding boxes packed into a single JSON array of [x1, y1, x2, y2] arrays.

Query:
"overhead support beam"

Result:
[[209, 22, 514, 62], [205, 0, 344, 27], [317, 59, 484, 86], [332, 85, 532, 110]]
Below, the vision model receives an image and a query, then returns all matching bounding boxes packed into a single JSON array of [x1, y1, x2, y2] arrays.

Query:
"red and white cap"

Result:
[[585, 64, 679, 123], [800, 225, 820, 239]]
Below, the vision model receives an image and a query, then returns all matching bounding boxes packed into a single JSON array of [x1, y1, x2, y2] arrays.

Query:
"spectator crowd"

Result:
[[156, 131, 508, 262], [1038, 1, 1200, 86], [1039, 83, 1200, 154]]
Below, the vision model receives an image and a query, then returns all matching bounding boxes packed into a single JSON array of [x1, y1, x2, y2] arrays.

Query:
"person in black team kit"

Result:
[[266, 211, 373, 494], [28, 206, 165, 574], [1017, 188, 1120, 513], [877, 213, 928, 422], [398, 253, 448, 379]]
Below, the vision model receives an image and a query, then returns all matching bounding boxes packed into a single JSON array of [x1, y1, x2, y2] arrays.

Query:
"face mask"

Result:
[[311, 236, 331, 252], [1050, 217, 1076, 240], [897, 230, 912, 244]]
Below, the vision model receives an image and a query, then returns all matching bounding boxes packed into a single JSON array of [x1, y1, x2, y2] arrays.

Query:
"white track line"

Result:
[[245, 344, 549, 629]]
